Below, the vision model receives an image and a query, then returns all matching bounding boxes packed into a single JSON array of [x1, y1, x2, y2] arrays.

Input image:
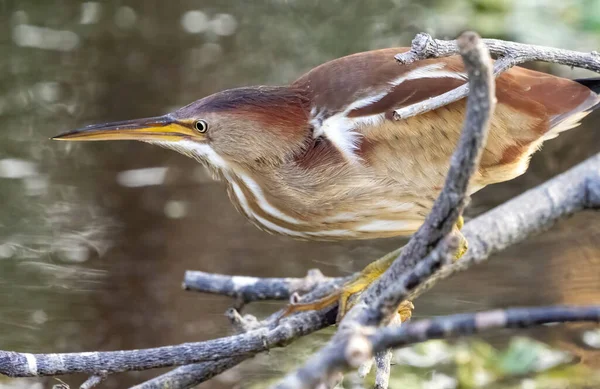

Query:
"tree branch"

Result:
[[80, 373, 107, 389], [183, 268, 335, 309], [366, 306, 600, 354], [409, 152, 600, 301], [350, 32, 495, 319], [130, 356, 248, 389], [0, 308, 335, 377]]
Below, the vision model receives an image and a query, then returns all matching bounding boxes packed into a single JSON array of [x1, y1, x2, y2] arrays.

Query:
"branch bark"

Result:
[[184, 268, 334, 309]]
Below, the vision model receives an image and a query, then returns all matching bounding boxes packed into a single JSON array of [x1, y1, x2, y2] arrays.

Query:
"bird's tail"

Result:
[[544, 77, 600, 140]]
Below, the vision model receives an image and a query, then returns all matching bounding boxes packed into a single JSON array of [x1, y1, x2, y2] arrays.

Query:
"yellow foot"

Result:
[[397, 300, 415, 322], [454, 215, 468, 261], [282, 217, 468, 323], [281, 246, 402, 322]]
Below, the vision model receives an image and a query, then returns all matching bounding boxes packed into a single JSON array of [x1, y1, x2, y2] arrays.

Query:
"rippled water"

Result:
[[0, 1, 599, 388]]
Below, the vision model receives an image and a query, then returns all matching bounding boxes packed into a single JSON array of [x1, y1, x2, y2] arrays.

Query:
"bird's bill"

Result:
[[52, 115, 196, 142]]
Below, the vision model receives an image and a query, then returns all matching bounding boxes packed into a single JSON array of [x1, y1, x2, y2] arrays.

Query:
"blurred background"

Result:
[[0, 0, 599, 388]]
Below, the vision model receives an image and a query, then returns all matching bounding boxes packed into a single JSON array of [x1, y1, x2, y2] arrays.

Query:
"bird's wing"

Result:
[[293, 48, 598, 170]]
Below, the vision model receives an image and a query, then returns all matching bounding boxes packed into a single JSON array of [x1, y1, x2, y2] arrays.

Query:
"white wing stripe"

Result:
[[312, 63, 466, 161]]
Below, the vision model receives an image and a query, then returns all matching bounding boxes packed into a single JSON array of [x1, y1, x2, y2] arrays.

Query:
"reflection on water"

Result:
[[0, 1, 599, 388]]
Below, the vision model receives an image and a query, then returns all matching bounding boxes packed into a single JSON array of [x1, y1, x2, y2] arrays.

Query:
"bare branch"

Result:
[[370, 313, 401, 389], [130, 356, 248, 389], [184, 268, 335, 309], [0, 309, 335, 378], [273, 30, 496, 389], [80, 374, 107, 389], [393, 32, 600, 120], [410, 152, 600, 301], [367, 305, 600, 354], [274, 305, 600, 386], [358, 32, 495, 311], [373, 348, 393, 389]]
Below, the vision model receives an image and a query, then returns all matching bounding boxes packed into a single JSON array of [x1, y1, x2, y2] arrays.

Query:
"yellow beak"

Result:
[[52, 115, 196, 142]]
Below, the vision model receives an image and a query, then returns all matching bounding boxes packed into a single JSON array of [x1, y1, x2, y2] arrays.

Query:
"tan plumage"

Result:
[[54, 47, 600, 241]]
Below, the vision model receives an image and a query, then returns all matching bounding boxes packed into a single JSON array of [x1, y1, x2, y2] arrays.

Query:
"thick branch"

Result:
[[0, 309, 335, 377], [410, 152, 600, 300], [272, 30, 495, 389], [356, 32, 495, 314], [393, 32, 600, 120]]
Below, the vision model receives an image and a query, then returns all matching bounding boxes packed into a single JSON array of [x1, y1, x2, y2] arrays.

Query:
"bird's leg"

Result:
[[282, 216, 467, 323]]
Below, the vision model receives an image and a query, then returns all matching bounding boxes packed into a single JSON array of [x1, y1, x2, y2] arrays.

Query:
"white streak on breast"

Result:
[[239, 174, 304, 225], [229, 180, 253, 216], [324, 212, 358, 222], [306, 229, 354, 237], [150, 140, 229, 170], [253, 215, 307, 237], [230, 180, 307, 237], [180, 140, 229, 169], [356, 220, 419, 233]]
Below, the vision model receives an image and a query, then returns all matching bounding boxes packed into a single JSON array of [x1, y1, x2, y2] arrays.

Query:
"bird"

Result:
[[53, 47, 600, 322]]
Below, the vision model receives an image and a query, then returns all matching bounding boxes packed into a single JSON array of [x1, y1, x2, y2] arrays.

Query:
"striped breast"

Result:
[[223, 169, 427, 241]]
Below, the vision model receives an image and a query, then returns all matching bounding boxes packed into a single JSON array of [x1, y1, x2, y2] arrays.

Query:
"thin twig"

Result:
[[184, 269, 334, 309], [130, 356, 248, 389], [272, 305, 600, 381], [80, 373, 107, 389], [366, 305, 600, 355], [373, 348, 393, 389], [372, 313, 401, 389]]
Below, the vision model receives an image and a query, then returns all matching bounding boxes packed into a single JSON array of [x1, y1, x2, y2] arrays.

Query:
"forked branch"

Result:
[[274, 30, 496, 389]]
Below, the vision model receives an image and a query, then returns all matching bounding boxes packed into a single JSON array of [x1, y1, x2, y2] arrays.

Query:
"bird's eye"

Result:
[[194, 120, 208, 133]]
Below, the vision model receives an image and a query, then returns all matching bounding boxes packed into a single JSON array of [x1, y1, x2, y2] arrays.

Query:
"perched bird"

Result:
[[54, 47, 600, 321]]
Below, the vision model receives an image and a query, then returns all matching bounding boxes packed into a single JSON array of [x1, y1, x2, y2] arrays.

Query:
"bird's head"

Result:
[[53, 86, 312, 171]]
